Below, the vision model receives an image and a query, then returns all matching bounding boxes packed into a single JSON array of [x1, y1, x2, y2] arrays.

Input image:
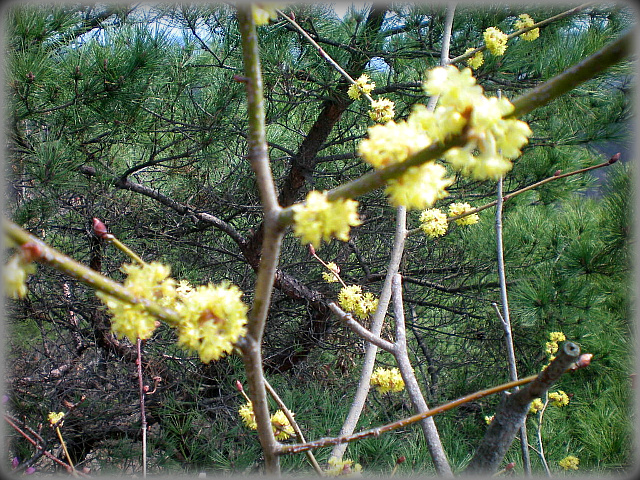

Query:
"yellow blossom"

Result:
[[325, 457, 363, 476], [420, 208, 448, 238], [423, 65, 484, 110], [484, 415, 494, 425], [239, 401, 257, 430], [465, 48, 484, 69], [549, 390, 570, 407], [338, 285, 378, 320], [545, 341, 559, 355], [483, 27, 508, 56], [370, 367, 405, 394], [515, 14, 540, 41], [529, 398, 544, 414], [3, 253, 36, 299], [292, 191, 361, 248], [368, 98, 395, 123], [549, 331, 566, 342], [270, 410, 295, 440], [97, 262, 176, 343], [48, 411, 65, 426], [348, 74, 375, 100], [174, 282, 248, 363], [448, 202, 479, 225], [252, 4, 279, 25], [385, 162, 454, 210], [322, 262, 341, 283], [559, 455, 579, 470], [422, 66, 532, 180], [358, 120, 431, 169], [176, 279, 194, 297]]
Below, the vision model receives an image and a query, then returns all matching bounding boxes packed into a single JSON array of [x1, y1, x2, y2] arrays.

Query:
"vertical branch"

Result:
[[332, 3, 457, 469], [237, 6, 284, 475], [136, 339, 147, 478], [495, 176, 531, 474], [426, 3, 457, 110], [329, 206, 407, 463], [392, 274, 453, 476]]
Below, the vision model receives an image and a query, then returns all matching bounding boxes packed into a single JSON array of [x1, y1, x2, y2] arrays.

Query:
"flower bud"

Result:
[[235, 379, 244, 392], [20, 242, 43, 262], [308, 244, 316, 256], [609, 152, 620, 164], [92, 217, 108, 238], [396, 456, 406, 464]]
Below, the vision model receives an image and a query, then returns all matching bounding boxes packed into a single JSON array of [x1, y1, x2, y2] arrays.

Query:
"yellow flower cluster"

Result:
[[48, 411, 65, 426], [448, 202, 479, 225], [97, 262, 176, 343], [348, 74, 375, 100], [238, 402, 295, 440], [97, 262, 247, 363], [292, 191, 361, 248], [549, 331, 566, 342], [369, 98, 395, 123], [322, 262, 341, 283], [174, 282, 248, 363], [420, 208, 448, 238], [358, 120, 432, 169], [484, 415, 494, 425], [239, 401, 257, 429], [549, 390, 570, 407], [515, 14, 540, 41], [544, 331, 566, 362], [386, 163, 453, 209], [252, 4, 279, 25], [425, 66, 532, 180], [270, 410, 295, 440], [3, 253, 36, 299], [483, 27, 508, 56], [370, 367, 405, 394], [325, 457, 363, 476], [358, 65, 531, 210], [465, 48, 484, 70], [529, 398, 544, 414], [338, 285, 379, 320], [559, 455, 579, 470]]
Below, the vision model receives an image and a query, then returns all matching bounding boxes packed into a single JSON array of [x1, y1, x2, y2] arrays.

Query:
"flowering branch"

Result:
[[508, 29, 632, 119], [3, 219, 183, 327], [275, 9, 374, 105], [449, 3, 595, 65], [407, 153, 620, 236]]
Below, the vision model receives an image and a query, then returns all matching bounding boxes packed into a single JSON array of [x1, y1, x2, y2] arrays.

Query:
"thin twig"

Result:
[[275, 9, 374, 104], [407, 154, 619, 236], [264, 379, 324, 476], [449, 3, 596, 65], [137, 338, 148, 478]]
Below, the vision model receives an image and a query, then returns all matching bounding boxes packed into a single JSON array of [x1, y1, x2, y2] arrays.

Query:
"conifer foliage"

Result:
[[3, 3, 634, 476]]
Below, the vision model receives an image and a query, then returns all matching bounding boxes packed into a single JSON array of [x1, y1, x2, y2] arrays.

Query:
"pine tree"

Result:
[[4, 3, 633, 475]]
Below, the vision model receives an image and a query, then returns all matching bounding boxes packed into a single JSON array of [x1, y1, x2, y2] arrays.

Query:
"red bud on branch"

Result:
[[308, 244, 316, 256], [92, 217, 108, 238], [20, 242, 43, 262], [609, 152, 621, 164], [235, 380, 244, 392]]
